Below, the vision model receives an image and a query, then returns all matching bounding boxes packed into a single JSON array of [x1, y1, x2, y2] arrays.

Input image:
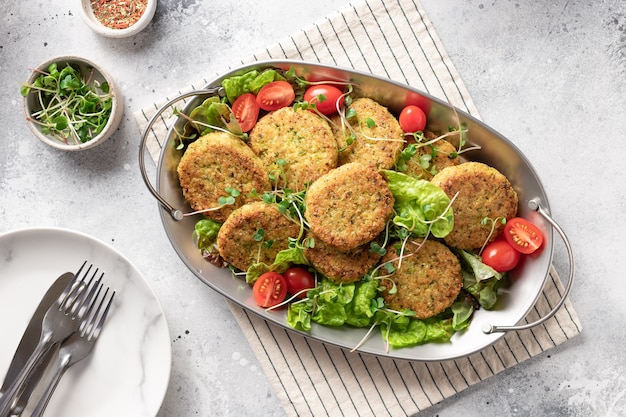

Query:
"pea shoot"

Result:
[[21, 62, 113, 145]]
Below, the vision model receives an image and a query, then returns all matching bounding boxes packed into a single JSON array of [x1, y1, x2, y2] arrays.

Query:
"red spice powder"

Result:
[[91, 0, 148, 30]]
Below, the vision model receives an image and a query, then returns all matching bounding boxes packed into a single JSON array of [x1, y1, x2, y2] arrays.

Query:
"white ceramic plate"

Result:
[[0, 227, 171, 417]]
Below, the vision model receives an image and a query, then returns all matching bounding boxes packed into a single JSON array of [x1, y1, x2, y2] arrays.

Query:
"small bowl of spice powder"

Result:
[[79, 0, 157, 38]]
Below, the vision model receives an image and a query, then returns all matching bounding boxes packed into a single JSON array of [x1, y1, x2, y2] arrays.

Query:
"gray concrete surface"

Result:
[[1, 1, 624, 416]]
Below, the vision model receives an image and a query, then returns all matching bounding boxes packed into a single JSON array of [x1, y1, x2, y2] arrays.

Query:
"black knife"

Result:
[[0, 272, 74, 415]]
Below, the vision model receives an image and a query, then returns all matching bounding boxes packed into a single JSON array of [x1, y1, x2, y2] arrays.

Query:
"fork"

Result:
[[0, 262, 102, 417], [29, 285, 115, 417]]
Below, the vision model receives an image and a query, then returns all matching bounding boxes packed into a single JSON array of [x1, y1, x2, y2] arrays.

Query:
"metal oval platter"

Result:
[[154, 60, 555, 361]]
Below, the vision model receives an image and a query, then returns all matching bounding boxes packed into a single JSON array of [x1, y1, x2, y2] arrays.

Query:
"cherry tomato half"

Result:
[[232, 93, 259, 132], [398, 105, 427, 133], [303, 84, 345, 116], [256, 81, 295, 111], [252, 272, 288, 308], [283, 266, 315, 298], [504, 217, 544, 255], [481, 240, 521, 272]]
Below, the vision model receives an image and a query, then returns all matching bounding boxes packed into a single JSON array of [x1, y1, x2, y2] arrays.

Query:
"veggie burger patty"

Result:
[[431, 161, 519, 250], [217, 201, 301, 272], [331, 97, 405, 170], [304, 162, 394, 251], [381, 239, 463, 319], [304, 231, 382, 284], [249, 106, 338, 192], [177, 131, 270, 223]]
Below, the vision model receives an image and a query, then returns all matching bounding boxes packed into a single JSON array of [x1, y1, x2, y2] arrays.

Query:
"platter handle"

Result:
[[138, 87, 224, 221], [482, 198, 575, 334]]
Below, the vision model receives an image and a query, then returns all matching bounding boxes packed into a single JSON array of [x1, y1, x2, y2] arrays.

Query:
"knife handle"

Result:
[[0, 335, 53, 417], [29, 353, 71, 417], [5, 347, 57, 416]]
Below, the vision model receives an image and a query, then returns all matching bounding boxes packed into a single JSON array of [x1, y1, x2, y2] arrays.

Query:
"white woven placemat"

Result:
[[135, 1, 582, 416]]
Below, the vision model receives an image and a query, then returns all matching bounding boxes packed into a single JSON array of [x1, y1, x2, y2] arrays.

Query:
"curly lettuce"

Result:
[[222, 69, 286, 104], [382, 170, 454, 238]]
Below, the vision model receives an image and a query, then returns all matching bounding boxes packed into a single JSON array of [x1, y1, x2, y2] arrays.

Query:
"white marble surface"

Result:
[[1, 1, 624, 416]]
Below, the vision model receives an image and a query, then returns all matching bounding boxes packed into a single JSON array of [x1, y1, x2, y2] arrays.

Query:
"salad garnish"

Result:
[[20, 62, 113, 145]]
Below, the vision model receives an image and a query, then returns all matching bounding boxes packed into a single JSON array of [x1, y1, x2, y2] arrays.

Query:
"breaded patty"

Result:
[[381, 239, 462, 319], [304, 231, 381, 284], [177, 131, 270, 223], [331, 97, 404, 170], [217, 202, 301, 271], [249, 107, 338, 191], [431, 161, 518, 250], [403, 132, 460, 180], [304, 162, 394, 251]]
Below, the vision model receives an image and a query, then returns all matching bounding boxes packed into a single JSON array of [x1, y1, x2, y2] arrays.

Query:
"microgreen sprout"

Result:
[[172, 106, 247, 150], [332, 105, 405, 153], [478, 216, 507, 255], [21, 62, 113, 145], [370, 241, 387, 256], [184, 187, 241, 217], [253, 228, 265, 242]]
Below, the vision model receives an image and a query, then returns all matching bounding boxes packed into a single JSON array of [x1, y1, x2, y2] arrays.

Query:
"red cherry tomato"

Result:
[[256, 81, 295, 111], [283, 266, 315, 298], [398, 105, 427, 133], [481, 240, 521, 272], [231, 93, 259, 132], [303, 84, 345, 116], [404, 92, 432, 117], [503, 217, 544, 255], [252, 272, 288, 308]]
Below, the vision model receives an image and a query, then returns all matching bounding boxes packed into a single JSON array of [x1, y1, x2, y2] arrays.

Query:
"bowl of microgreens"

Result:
[[79, 0, 157, 38], [21, 56, 123, 151]]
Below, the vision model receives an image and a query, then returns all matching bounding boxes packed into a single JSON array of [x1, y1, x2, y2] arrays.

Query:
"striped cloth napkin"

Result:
[[135, 0, 582, 416]]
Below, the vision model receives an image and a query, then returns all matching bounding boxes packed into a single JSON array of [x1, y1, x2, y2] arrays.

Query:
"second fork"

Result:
[[29, 285, 115, 417]]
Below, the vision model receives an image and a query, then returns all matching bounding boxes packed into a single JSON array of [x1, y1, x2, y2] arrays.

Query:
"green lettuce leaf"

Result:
[[193, 219, 221, 251], [187, 97, 242, 136], [245, 262, 270, 284], [222, 70, 260, 103], [450, 297, 474, 330], [459, 250, 506, 310], [287, 277, 379, 329], [272, 246, 309, 273], [345, 279, 379, 327], [221, 69, 287, 103], [245, 244, 308, 284], [288, 301, 313, 331], [380, 314, 455, 348], [459, 249, 502, 282], [382, 170, 454, 238], [248, 69, 286, 94]]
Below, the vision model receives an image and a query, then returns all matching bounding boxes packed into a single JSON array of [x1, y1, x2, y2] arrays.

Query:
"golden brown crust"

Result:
[[177, 131, 270, 223], [304, 162, 394, 251], [431, 161, 519, 250], [304, 231, 381, 284], [217, 202, 301, 271], [249, 107, 338, 191], [381, 240, 462, 319], [331, 97, 404, 170]]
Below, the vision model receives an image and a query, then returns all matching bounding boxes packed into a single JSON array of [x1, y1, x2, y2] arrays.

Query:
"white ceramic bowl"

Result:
[[22, 55, 124, 151], [79, 0, 157, 38]]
